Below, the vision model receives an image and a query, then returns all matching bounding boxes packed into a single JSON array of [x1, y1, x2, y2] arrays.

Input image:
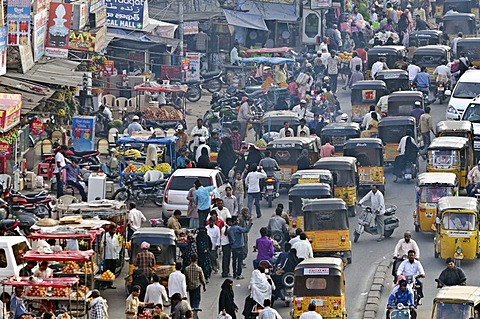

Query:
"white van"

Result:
[[0, 236, 30, 277], [446, 70, 480, 120]]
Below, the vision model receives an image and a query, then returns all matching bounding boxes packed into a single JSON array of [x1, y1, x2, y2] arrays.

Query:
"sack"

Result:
[[296, 72, 309, 85]]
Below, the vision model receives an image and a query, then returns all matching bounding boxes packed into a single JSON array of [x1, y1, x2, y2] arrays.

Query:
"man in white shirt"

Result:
[[168, 262, 187, 312], [362, 105, 380, 129], [292, 100, 314, 119], [257, 299, 282, 319], [207, 217, 221, 273], [397, 250, 425, 302], [371, 58, 387, 78], [54, 145, 67, 197], [393, 231, 420, 280], [292, 233, 313, 260], [99, 104, 113, 122], [451, 32, 463, 57], [221, 187, 237, 218], [349, 52, 363, 73], [230, 42, 240, 65], [299, 302, 323, 319], [127, 115, 143, 136], [127, 202, 146, 240], [34, 261, 53, 278], [297, 118, 311, 137], [220, 218, 232, 278], [237, 98, 253, 141], [397, 130, 417, 156], [190, 118, 210, 147], [407, 61, 421, 81], [433, 60, 452, 84], [279, 121, 295, 138], [211, 198, 231, 223], [144, 274, 169, 306], [289, 228, 303, 246], [104, 224, 120, 289], [359, 185, 386, 241], [245, 165, 267, 218]]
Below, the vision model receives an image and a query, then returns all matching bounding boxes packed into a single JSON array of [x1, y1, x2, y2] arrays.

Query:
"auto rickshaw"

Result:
[[457, 38, 480, 67], [427, 137, 473, 189], [125, 228, 176, 292], [434, 196, 479, 265], [442, 13, 477, 40], [413, 45, 452, 86], [288, 183, 333, 233], [374, 69, 410, 92], [366, 46, 407, 79], [267, 137, 320, 188], [431, 286, 480, 319], [350, 80, 388, 123], [414, 172, 458, 233], [378, 116, 417, 164], [291, 257, 346, 319], [301, 199, 351, 263], [438, 0, 480, 19], [408, 30, 444, 48], [343, 138, 385, 192], [321, 123, 361, 155], [314, 157, 359, 217], [436, 120, 474, 139], [291, 169, 334, 187], [262, 110, 300, 133], [387, 91, 424, 117]]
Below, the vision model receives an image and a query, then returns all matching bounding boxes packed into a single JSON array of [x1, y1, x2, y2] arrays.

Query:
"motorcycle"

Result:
[[405, 275, 422, 307], [261, 176, 278, 208], [111, 175, 166, 206], [436, 81, 449, 104], [353, 205, 400, 242], [203, 104, 239, 132], [3, 186, 54, 219], [273, 270, 294, 307], [402, 158, 419, 181], [200, 70, 224, 93], [0, 197, 31, 236], [185, 82, 202, 103], [387, 303, 413, 319]]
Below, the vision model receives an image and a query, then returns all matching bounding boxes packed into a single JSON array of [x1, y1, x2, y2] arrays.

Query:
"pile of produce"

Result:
[[58, 313, 71, 319], [138, 163, 172, 174], [74, 285, 89, 299], [338, 52, 353, 62], [137, 311, 153, 319], [27, 286, 47, 297], [144, 107, 183, 121], [82, 262, 96, 274], [62, 262, 79, 274], [52, 287, 71, 297], [100, 270, 115, 280]]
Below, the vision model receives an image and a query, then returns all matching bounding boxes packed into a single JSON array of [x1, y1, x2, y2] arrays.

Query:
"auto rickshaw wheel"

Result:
[[285, 301, 290, 307], [115, 247, 126, 277], [384, 229, 394, 238], [348, 206, 356, 217], [455, 258, 461, 267], [347, 257, 352, 264], [353, 231, 360, 243], [267, 194, 273, 208]]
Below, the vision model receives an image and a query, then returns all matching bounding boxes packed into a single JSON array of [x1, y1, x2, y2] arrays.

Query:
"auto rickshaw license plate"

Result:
[[299, 178, 318, 183], [311, 299, 324, 306], [405, 174, 412, 179]]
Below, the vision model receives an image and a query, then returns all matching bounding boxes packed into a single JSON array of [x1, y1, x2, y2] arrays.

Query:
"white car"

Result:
[[446, 70, 480, 120], [460, 96, 480, 152], [162, 168, 230, 219]]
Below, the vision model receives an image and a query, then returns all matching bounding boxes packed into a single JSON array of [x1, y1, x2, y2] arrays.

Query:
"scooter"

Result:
[[387, 303, 413, 319], [401, 158, 419, 181], [353, 205, 400, 242], [262, 176, 279, 208]]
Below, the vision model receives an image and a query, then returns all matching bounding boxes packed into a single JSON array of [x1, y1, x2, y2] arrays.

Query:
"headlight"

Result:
[[456, 247, 462, 254], [447, 105, 458, 114]]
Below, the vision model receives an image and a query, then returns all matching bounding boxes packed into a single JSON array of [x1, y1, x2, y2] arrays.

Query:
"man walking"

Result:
[[419, 107, 434, 151], [206, 217, 221, 274], [228, 215, 253, 280], [221, 217, 232, 278], [245, 164, 267, 218], [168, 262, 187, 313], [144, 274, 169, 307], [89, 290, 108, 319], [127, 202, 146, 241], [104, 224, 120, 289], [221, 186, 237, 218], [185, 254, 207, 309], [194, 179, 216, 227], [54, 145, 67, 197], [359, 185, 386, 241]]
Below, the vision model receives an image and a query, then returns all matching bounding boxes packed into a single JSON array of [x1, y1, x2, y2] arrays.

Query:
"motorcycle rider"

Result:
[[271, 246, 299, 305], [413, 66, 430, 98], [437, 257, 466, 287], [259, 150, 280, 194], [433, 59, 452, 90], [467, 160, 480, 196], [392, 231, 420, 281], [359, 185, 385, 242], [393, 130, 419, 182], [386, 279, 417, 319], [190, 118, 210, 150], [396, 250, 425, 305], [98, 104, 113, 122]]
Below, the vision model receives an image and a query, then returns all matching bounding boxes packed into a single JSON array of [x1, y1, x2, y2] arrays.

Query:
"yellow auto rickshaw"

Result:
[[125, 228, 176, 292], [291, 169, 334, 188], [427, 137, 473, 189], [343, 138, 385, 192], [320, 122, 361, 155], [442, 13, 477, 40], [414, 172, 459, 233], [267, 136, 320, 188], [288, 183, 333, 233], [350, 80, 388, 123], [314, 157, 359, 217], [413, 45, 452, 86], [431, 286, 480, 319], [436, 120, 473, 139], [434, 196, 479, 265], [302, 199, 351, 264], [378, 116, 417, 164], [292, 257, 346, 319], [457, 38, 480, 67]]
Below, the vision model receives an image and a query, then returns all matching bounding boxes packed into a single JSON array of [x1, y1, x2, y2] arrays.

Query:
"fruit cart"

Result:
[[133, 82, 188, 130], [1, 273, 89, 318]]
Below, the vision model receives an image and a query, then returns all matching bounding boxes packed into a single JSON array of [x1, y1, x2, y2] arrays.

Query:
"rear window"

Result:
[[168, 176, 210, 191]]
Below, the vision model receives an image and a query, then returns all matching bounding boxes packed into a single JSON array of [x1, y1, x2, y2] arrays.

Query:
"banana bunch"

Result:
[[0, 130, 19, 145], [138, 163, 172, 174], [120, 149, 141, 159]]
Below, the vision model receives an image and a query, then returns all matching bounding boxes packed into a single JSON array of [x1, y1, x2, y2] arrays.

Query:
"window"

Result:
[[0, 249, 6, 268], [453, 82, 480, 99], [306, 278, 327, 290], [168, 176, 210, 191], [305, 14, 319, 38], [420, 187, 451, 203], [215, 174, 223, 188], [12, 242, 30, 266], [428, 150, 458, 166], [433, 302, 471, 319], [442, 213, 476, 231]]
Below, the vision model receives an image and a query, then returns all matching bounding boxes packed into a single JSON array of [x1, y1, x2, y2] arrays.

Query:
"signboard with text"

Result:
[[0, 142, 11, 158], [45, 2, 73, 58], [72, 116, 95, 151], [6, 0, 31, 46], [0, 27, 7, 76], [0, 93, 22, 133], [105, 0, 148, 30], [68, 25, 106, 52], [185, 52, 200, 82], [33, 10, 48, 61]]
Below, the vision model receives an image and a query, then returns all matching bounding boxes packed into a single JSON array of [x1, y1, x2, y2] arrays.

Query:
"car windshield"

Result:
[[444, 20, 474, 35], [169, 176, 210, 191], [428, 150, 459, 166], [433, 302, 471, 319], [442, 213, 476, 231], [462, 104, 480, 122], [420, 187, 452, 202], [453, 82, 480, 99]]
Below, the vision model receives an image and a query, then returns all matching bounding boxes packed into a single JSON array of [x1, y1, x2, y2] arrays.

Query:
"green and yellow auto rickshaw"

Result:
[[442, 13, 477, 40], [291, 169, 334, 188], [321, 122, 361, 155], [436, 120, 474, 139], [378, 116, 417, 164], [457, 38, 480, 67], [350, 80, 388, 123]]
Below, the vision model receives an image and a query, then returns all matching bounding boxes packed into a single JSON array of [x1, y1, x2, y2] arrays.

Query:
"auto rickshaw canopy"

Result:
[[321, 122, 361, 136], [436, 120, 473, 136], [442, 13, 476, 35], [367, 46, 407, 69], [379, 116, 417, 128], [437, 196, 479, 213], [262, 110, 300, 132], [409, 30, 444, 47], [413, 45, 452, 67], [374, 69, 410, 91], [313, 157, 358, 187], [434, 286, 480, 305], [428, 137, 470, 150], [267, 136, 320, 150], [288, 183, 333, 198], [388, 91, 424, 116], [343, 138, 384, 167], [343, 138, 384, 149], [418, 172, 458, 187], [130, 228, 177, 265], [457, 38, 480, 63], [291, 169, 333, 186], [294, 257, 343, 276], [293, 257, 344, 296], [302, 198, 347, 212]]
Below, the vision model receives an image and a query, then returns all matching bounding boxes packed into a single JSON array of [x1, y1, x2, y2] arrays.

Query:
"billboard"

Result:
[[45, 2, 73, 58]]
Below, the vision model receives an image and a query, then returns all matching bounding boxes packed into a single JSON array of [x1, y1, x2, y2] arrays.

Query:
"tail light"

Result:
[[340, 236, 346, 242], [292, 221, 297, 228], [438, 83, 443, 87], [163, 178, 174, 204], [333, 301, 339, 310], [265, 177, 275, 183], [294, 298, 303, 310]]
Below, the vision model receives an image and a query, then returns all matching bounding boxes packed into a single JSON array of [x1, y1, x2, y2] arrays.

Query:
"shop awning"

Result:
[[106, 27, 181, 48], [6, 59, 83, 87], [239, 1, 298, 22], [223, 9, 268, 31], [0, 77, 55, 114], [143, 18, 178, 39]]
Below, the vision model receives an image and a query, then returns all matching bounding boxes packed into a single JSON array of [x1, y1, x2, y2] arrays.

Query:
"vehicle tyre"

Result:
[[113, 188, 131, 202], [267, 194, 273, 208], [282, 272, 295, 289], [115, 247, 125, 277], [272, 231, 285, 247], [353, 230, 360, 243], [205, 78, 222, 93], [384, 229, 394, 238], [348, 206, 356, 217], [285, 301, 290, 307], [186, 86, 202, 102], [434, 248, 439, 258], [347, 257, 352, 264], [454, 258, 461, 267], [415, 224, 420, 232], [36, 204, 51, 218], [152, 189, 164, 207]]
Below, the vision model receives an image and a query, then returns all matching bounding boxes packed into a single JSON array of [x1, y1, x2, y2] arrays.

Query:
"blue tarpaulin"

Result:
[[239, 57, 296, 65], [116, 136, 178, 145]]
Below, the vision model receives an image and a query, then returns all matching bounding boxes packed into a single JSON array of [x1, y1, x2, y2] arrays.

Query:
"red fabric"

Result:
[[23, 250, 95, 262], [2, 277, 79, 287], [28, 229, 103, 243]]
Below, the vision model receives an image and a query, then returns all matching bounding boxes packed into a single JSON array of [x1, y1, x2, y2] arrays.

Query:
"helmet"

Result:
[[340, 113, 348, 121], [259, 260, 272, 269]]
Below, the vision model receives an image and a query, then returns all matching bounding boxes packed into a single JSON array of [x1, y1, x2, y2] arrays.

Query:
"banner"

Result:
[[0, 142, 11, 158], [103, 60, 114, 76], [0, 93, 21, 133], [45, 2, 73, 58], [184, 21, 199, 35], [185, 52, 200, 82], [33, 0, 50, 14], [89, 0, 105, 14], [72, 116, 95, 152], [68, 25, 106, 52], [0, 27, 6, 76], [106, 0, 147, 30], [6, 0, 31, 46], [33, 10, 48, 61]]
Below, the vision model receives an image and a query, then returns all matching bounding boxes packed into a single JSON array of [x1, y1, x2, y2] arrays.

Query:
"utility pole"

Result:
[[178, 0, 184, 56]]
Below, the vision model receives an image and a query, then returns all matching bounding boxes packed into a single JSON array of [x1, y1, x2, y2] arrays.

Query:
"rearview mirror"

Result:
[[445, 90, 452, 96]]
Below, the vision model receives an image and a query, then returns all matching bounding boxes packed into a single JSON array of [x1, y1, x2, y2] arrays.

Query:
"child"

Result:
[[233, 171, 245, 215]]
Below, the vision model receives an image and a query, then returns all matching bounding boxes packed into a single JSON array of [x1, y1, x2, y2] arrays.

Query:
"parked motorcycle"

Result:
[[353, 205, 400, 242], [0, 197, 32, 236], [112, 175, 166, 206], [200, 70, 224, 93], [4, 187, 54, 219]]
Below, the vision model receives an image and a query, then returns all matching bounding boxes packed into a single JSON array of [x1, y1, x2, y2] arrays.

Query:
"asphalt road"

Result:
[[100, 83, 463, 319]]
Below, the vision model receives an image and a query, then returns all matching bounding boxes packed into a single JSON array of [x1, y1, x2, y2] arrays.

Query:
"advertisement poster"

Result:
[[30, 119, 44, 136], [72, 116, 95, 152], [0, 93, 22, 133], [106, 0, 147, 30], [185, 52, 200, 82], [45, 2, 73, 58], [33, 10, 48, 61], [69, 25, 106, 52], [184, 21, 199, 35], [103, 60, 114, 76], [0, 27, 7, 76], [0, 142, 11, 158], [6, 0, 31, 46], [33, 0, 50, 14]]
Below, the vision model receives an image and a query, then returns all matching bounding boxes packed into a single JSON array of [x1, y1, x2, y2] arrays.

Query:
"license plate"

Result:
[[266, 185, 274, 189], [438, 87, 444, 91], [474, 141, 480, 150], [405, 174, 412, 179], [312, 299, 324, 306]]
